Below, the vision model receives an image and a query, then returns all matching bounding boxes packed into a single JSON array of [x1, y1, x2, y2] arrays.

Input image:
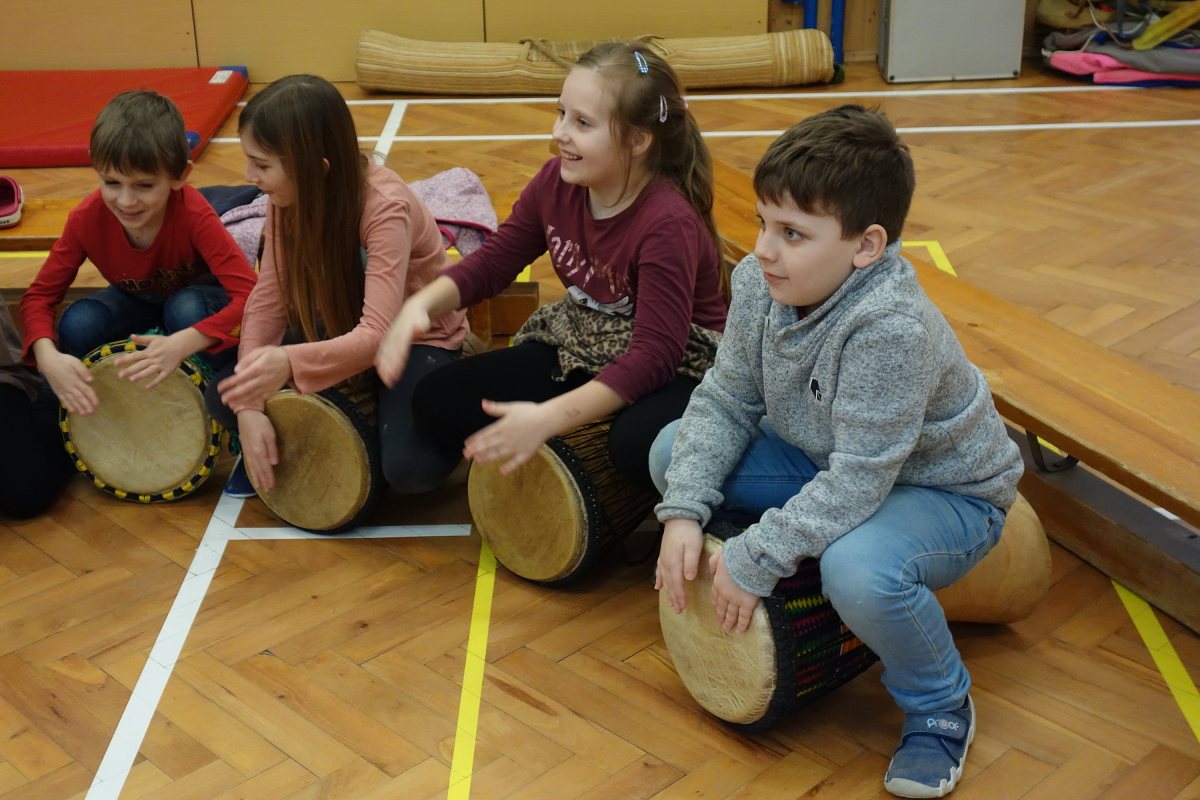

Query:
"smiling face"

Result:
[[97, 166, 183, 246], [240, 133, 297, 208], [754, 195, 886, 310], [553, 67, 627, 200]]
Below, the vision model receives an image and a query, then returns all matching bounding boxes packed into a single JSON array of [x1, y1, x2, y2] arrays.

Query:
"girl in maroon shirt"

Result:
[[376, 42, 728, 492]]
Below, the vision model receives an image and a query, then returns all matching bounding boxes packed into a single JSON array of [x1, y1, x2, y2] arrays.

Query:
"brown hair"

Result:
[[90, 90, 190, 179], [239, 74, 366, 342], [574, 41, 728, 298], [754, 104, 915, 242]]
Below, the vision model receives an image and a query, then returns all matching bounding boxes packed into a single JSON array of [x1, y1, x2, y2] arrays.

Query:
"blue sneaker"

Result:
[[223, 456, 257, 498], [884, 696, 975, 798]]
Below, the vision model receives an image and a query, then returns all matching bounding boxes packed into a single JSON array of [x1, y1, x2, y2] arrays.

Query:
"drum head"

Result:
[[64, 352, 219, 500], [257, 390, 374, 532], [467, 446, 588, 583], [658, 535, 778, 725]]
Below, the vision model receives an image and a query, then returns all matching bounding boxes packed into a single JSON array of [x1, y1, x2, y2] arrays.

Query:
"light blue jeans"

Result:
[[649, 418, 1005, 714]]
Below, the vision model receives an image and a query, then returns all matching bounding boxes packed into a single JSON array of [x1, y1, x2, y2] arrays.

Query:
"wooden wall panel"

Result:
[[485, 0, 766, 43], [194, 0, 485, 83], [1, 1, 197, 70]]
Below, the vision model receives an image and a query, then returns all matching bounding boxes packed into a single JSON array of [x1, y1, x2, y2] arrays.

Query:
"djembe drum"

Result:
[[660, 495, 1050, 731], [252, 380, 382, 532], [467, 418, 660, 584], [61, 339, 222, 502]]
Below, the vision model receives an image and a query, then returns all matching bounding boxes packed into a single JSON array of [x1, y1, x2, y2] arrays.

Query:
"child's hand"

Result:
[[655, 518, 704, 613], [463, 399, 556, 475], [710, 549, 761, 633], [114, 332, 192, 388], [218, 346, 292, 411], [41, 349, 99, 416], [375, 301, 431, 387], [236, 409, 279, 492]]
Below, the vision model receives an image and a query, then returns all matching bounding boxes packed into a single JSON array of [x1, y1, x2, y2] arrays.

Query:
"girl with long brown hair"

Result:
[[375, 41, 728, 492], [211, 74, 467, 496]]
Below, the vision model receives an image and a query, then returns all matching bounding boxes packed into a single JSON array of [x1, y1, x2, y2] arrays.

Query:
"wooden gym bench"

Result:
[[710, 160, 1200, 632]]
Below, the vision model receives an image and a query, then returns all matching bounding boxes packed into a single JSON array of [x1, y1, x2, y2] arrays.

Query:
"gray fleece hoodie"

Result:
[[655, 243, 1023, 597]]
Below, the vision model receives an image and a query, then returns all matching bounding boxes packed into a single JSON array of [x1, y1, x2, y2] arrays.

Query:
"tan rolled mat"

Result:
[[356, 29, 835, 95]]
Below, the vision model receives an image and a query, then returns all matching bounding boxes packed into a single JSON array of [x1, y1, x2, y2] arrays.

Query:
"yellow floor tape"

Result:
[[448, 541, 498, 799]]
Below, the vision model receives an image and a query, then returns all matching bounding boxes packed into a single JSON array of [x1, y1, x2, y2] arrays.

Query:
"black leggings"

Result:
[[0, 383, 73, 519], [412, 341, 699, 491]]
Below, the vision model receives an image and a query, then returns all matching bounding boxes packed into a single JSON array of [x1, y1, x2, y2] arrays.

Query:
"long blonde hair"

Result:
[[239, 75, 366, 341]]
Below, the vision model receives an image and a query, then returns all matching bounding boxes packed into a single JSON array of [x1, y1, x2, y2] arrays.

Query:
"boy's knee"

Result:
[[163, 287, 219, 333], [648, 419, 681, 495], [820, 544, 899, 617], [56, 299, 111, 357]]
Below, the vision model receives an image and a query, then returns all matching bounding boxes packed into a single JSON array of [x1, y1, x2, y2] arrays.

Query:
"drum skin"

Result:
[[660, 494, 1051, 729], [256, 390, 378, 532], [468, 444, 589, 583], [62, 341, 221, 502]]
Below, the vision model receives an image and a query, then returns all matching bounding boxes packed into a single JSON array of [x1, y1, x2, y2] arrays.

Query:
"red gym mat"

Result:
[[0, 67, 248, 169]]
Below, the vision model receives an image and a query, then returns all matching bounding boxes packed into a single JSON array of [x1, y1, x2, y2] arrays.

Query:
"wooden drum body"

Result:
[[660, 494, 1051, 731], [467, 418, 660, 585], [61, 339, 222, 503], [254, 385, 381, 533]]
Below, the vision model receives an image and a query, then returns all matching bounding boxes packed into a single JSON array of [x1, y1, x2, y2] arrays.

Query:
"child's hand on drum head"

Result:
[[36, 344, 98, 416], [656, 518, 704, 613], [236, 409, 280, 492], [710, 548, 761, 633], [464, 399, 557, 475], [218, 346, 293, 411], [114, 331, 206, 389], [375, 300, 432, 387]]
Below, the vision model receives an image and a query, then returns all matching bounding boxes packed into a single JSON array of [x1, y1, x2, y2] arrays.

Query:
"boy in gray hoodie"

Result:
[[649, 105, 1023, 799]]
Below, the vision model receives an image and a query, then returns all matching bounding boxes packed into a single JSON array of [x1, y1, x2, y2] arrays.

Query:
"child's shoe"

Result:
[[223, 456, 257, 498], [0, 176, 23, 228], [883, 696, 975, 798]]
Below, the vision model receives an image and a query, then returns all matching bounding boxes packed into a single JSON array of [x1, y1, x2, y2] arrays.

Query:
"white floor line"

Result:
[[86, 490, 471, 799]]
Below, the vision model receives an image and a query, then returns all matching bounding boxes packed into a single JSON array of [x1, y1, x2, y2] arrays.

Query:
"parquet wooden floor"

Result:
[[0, 61, 1197, 799]]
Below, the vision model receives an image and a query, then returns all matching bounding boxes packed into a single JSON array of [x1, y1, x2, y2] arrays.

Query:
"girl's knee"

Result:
[[820, 543, 902, 616]]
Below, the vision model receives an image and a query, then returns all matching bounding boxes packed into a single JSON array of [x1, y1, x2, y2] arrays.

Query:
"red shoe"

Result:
[[0, 176, 23, 228]]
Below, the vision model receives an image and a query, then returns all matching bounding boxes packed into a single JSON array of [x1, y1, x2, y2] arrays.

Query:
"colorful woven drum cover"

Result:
[[60, 339, 222, 503]]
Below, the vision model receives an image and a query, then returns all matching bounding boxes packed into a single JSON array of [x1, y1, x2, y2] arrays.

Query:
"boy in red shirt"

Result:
[[20, 90, 256, 416]]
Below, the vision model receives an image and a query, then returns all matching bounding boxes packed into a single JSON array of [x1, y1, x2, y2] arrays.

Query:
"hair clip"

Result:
[[633, 51, 649, 74], [658, 95, 669, 123]]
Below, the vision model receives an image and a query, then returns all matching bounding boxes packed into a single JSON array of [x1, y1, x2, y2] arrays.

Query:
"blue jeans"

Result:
[[649, 418, 1005, 714], [57, 284, 233, 369]]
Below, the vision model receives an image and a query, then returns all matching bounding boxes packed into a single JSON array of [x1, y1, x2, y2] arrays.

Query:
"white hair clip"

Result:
[[659, 95, 668, 123], [634, 51, 649, 74]]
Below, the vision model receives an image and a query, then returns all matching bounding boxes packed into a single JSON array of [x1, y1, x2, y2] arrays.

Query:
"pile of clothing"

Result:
[[1039, 0, 1200, 85]]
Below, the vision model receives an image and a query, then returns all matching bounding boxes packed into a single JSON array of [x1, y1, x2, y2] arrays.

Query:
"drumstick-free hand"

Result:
[[710, 549, 761, 633], [464, 399, 556, 475], [218, 346, 292, 411], [236, 409, 279, 492], [35, 343, 98, 416], [375, 303, 431, 387], [113, 332, 202, 389], [655, 518, 704, 613]]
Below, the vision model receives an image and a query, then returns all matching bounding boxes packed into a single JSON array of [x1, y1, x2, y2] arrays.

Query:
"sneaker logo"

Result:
[[927, 718, 961, 732]]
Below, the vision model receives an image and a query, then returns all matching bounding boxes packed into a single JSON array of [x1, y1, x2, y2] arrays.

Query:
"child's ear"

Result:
[[171, 161, 194, 189], [852, 224, 888, 268], [630, 129, 653, 159]]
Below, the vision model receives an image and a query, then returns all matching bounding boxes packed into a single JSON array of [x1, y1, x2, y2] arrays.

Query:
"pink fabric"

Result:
[[1048, 51, 1200, 83]]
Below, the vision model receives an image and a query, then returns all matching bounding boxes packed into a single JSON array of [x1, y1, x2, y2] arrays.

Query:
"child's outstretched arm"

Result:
[[376, 275, 461, 386]]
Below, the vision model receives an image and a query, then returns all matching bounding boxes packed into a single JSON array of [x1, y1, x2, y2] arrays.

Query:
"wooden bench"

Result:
[[0, 196, 540, 347], [710, 159, 1200, 632]]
